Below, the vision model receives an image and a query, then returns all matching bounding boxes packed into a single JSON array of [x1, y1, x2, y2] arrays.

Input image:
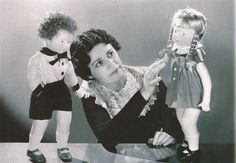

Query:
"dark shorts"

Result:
[[29, 79, 72, 120]]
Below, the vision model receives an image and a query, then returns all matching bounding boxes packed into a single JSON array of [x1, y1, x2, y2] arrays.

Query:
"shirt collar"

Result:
[[40, 47, 59, 56]]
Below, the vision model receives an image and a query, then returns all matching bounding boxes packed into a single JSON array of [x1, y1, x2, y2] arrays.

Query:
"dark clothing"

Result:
[[29, 79, 72, 120], [81, 81, 184, 151], [159, 48, 204, 109]]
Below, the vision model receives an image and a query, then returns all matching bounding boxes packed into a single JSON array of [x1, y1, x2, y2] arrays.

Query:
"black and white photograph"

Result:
[[0, 0, 235, 162]]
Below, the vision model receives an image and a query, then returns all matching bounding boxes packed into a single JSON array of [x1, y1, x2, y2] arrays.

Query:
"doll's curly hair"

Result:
[[37, 11, 77, 40], [70, 29, 121, 80]]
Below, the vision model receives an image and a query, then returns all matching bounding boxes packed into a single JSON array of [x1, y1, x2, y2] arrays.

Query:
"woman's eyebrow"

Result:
[[106, 48, 113, 54], [91, 48, 113, 66], [92, 58, 101, 66]]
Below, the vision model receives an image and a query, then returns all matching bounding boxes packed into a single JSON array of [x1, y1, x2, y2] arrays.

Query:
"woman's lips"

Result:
[[110, 66, 121, 76]]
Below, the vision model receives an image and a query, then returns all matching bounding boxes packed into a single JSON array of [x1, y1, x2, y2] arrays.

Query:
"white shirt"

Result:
[[27, 51, 78, 91]]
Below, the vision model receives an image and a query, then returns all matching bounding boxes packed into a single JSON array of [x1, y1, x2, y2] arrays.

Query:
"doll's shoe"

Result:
[[27, 149, 46, 163], [57, 147, 72, 162], [177, 140, 189, 153], [177, 147, 201, 161]]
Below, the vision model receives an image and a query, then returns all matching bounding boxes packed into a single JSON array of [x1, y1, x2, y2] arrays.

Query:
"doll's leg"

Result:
[[181, 108, 201, 151], [56, 111, 72, 148], [175, 109, 188, 146], [28, 119, 49, 150], [175, 109, 185, 124]]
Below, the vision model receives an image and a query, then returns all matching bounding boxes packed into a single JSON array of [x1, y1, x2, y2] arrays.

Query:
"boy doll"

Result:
[[27, 11, 79, 163]]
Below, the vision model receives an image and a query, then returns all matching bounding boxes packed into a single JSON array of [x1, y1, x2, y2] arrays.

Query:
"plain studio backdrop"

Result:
[[0, 0, 234, 144]]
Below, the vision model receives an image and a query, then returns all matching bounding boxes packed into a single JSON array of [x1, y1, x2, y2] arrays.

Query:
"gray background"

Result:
[[0, 0, 234, 144]]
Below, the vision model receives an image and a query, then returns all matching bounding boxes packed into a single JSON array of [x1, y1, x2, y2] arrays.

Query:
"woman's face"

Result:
[[88, 43, 126, 86]]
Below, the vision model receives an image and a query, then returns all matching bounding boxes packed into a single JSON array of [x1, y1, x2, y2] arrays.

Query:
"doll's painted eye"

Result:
[[183, 33, 185, 36], [61, 41, 64, 43]]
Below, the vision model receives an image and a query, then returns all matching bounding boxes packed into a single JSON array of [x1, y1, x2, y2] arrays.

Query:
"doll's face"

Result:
[[172, 26, 196, 48], [46, 30, 74, 53]]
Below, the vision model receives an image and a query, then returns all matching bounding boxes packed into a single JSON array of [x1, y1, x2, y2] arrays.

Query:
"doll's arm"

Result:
[[27, 56, 42, 91], [196, 62, 212, 111], [64, 61, 80, 93]]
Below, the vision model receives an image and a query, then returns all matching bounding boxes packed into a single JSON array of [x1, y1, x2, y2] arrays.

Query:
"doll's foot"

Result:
[[177, 147, 201, 161], [57, 147, 72, 162], [27, 149, 46, 163], [177, 140, 189, 153]]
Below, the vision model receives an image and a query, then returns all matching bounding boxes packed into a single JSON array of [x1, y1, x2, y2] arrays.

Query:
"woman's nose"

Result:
[[106, 58, 118, 68]]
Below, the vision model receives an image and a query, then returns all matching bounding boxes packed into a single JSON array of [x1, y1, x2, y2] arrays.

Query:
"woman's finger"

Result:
[[150, 77, 161, 86], [150, 62, 166, 76], [145, 61, 166, 81], [152, 131, 162, 145], [154, 132, 169, 146], [149, 58, 167, 70], [163, 137, 175, 146]]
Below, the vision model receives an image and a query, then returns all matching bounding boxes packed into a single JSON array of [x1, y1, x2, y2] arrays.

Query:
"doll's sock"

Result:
[[56, 131, 69, 149], [28, 132, 44, 151], [185, 133, 200, 151], [28, 120, 48, 151]]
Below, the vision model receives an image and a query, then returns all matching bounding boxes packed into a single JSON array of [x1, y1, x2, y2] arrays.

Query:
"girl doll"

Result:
[[27, 12, 80, 163], [158, 8, 212, 160]]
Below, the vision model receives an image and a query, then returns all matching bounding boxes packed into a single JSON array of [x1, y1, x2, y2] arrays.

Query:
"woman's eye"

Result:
[[107, 52, 113, 58], [61, 41, 64, 43], [183, 33, 185, 36], [95, 60, 103, 68]]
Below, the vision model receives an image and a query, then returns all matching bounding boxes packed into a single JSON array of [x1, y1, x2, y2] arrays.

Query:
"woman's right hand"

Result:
[[140, 58, 166, 100]]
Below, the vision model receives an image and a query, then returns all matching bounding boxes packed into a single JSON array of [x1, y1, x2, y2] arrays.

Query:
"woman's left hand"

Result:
[[150, 129, 175, 147]]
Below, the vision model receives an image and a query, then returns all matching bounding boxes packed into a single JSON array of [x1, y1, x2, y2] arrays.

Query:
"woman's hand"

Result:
[[140, 58, 166, 100], [148, 129, 175, 147]]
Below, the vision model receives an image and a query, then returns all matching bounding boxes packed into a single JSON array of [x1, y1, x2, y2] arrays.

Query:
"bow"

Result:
[[49, 51, 70, 65]]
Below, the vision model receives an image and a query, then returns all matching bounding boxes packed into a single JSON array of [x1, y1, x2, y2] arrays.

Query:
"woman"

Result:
[[70, 29, 183, 152]]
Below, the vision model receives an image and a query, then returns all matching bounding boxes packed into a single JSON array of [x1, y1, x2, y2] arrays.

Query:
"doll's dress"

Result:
[[159, 47, 205, 109]]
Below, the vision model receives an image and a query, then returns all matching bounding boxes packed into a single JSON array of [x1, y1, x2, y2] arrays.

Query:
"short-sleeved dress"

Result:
[[158, 47, 205, 109]]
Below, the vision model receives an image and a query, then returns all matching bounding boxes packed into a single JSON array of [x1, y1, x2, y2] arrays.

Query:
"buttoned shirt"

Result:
[[27, 50, 78, 91]]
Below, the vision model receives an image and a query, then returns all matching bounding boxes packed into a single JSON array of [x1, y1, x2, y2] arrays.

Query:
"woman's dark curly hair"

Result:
[[38, 11, 77, 40], [70, 29, 121, 81]]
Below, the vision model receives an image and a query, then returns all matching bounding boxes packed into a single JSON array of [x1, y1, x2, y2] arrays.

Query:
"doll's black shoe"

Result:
[[177, 140, 189, 154], [57, 147, 72, 162], [177, 147, 201, 161], [27, 149, 46, 163]]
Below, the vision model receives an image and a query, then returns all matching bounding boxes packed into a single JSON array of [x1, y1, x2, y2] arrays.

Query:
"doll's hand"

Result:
[[156, 54, 169, 63], [198, 101, 210, 112], [157, 49, 169, 63], [75, 89, 83, 98]]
